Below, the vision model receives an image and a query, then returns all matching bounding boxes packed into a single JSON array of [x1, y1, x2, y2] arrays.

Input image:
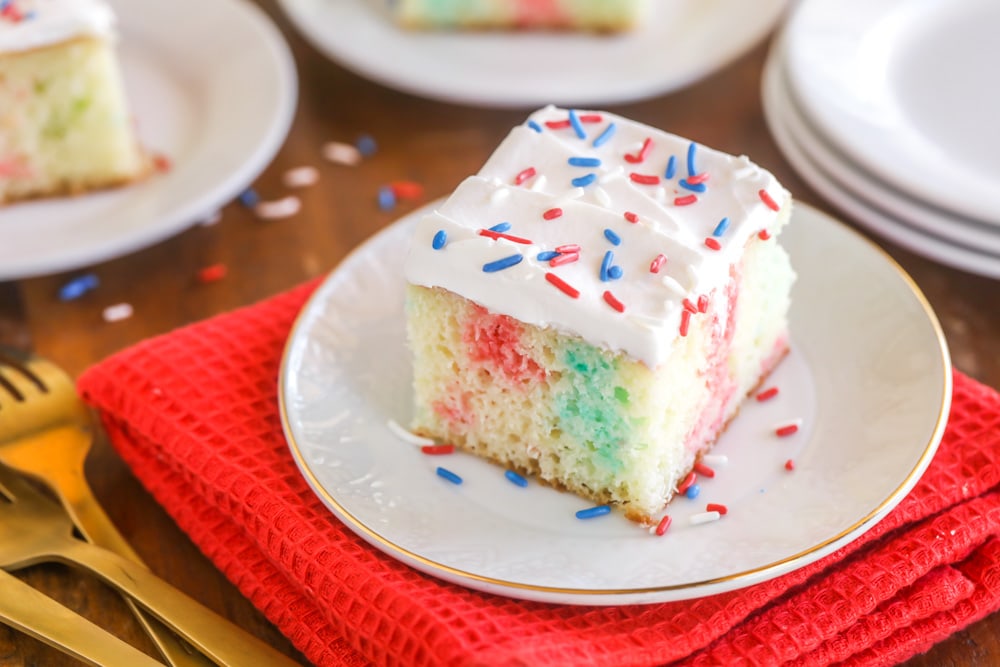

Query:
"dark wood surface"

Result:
[[1, 2, 998, 664]]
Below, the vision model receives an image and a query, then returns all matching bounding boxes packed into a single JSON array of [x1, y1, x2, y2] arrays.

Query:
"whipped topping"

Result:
[[404, 106, 789, 368], [0, 0, 116, 53]]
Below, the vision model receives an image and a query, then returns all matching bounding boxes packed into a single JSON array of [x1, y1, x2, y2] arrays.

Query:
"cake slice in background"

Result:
[[404, 106, 795, 523], [0, 0, 148, 206], [388, 0, 649, 32]]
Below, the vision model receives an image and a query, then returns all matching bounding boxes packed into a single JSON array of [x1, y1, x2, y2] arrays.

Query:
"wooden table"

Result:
[[1, 2, 998, 664]]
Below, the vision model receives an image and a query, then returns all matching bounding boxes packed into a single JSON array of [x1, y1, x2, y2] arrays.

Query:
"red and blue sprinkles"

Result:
[[664, 155, 678, 179], [488, 222, 512, 232], [625, 137, 653, 164], [592, 122, 617, 148], [568, 109, 586, 139], [432, 230, 448, 249], [482, 254, 524, 272], [545, 272, 580, 298], [603, 228, 622, 245], [543, 207, 563, 220], [527, 120, 542, 133], [422, 444, 455, 455], [654, 515, 672, 536], [759, 188, 780, 211], [649, 254, 667, 273], [515, 167, 536, 185], [479, 229, 533, 244], [629, 172, 659, 185], [571, 173, 597, 187], [713, 217, 731, 237], [704, 237, 722, 251], [505, 470, 528, 487], [436, 467, 463, 484], [568, 157, 601, 167], [600, 250, 614, 281], [686, 142, 698, 176], [603, 290, 625, 313], [575, 505, 611, 520], [536, 250, 559, 261]]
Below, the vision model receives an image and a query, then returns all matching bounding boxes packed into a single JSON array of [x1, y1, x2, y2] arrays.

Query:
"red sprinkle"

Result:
[[655, 515, 672, 536], [197, 263, 227, 283], [152, 154, 172, 172], [697, 295, 709, 313], [549, 252, 579, 267], [624, 211, 639, 224], [784, 459, 795, 471], [629, 173, 660, 185], [545, 120, 571, 129], [758, 229, 772, 241], [624, 137, 653, 164], [579, 114, 603, 123], [545, 272, 580, 298], [706, 503, 728, 516], [603, 290, 625, 313], [686, 172, 710, 185], [682, 298, 698, 313], [555, 244, 580, 253], [704, 237, 721, 250], [391, 180, 424, 199], [693, 462, 715, 478], [542, 207, 563, 220], [479, 229, 533, 244], [514, 167, 536, 185], [674, 194, 698, 206], [649, 254, 667, 273], [679, 309, 692, 337], [421, 444, 455, 455], [756, 386, 780, 402], [759, 189, 780, 211], [677, 471, 697, 494], [775, 423, 800, 437]]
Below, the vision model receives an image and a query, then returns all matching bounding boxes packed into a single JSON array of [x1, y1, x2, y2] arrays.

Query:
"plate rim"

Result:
[[277, 200, 952, 604], [276, 0, 789, 108], [0, 0, 298, 280]]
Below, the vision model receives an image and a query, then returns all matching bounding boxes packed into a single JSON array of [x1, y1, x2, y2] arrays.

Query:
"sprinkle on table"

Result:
[[690, 510, 721, 525], [237, 187, 260, 208], [775, 419, 802, 437], [756, 386, 779, 402], [197, 263, 228, 283], [58, 273, 99, 301], [255, 196, 301, 219], [677, 470, 697, 494], [685, 484, 701, 499], [102, 303, 133, 323], [322, 141, 362, 166], [706, 503, 728, 516], [758, 229, 772, 241], [355, 133, 378, 157], [693, 461, 715, 478], [654, 515, 672, 536], [505, 470, 528, 487], [436, 467, 463, 485], [784, 459, 796, 471], [283, 166, 320, 188], [575, 505, 611, 520], [421, 444, 455, 455]]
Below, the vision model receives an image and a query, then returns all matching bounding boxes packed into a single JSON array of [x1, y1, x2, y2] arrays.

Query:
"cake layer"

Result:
[[389, 0, 648, 31], [0, 35, 147, 204]]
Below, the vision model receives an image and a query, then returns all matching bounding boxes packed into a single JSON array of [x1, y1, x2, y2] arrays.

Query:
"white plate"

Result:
[[277, 0, 788, 108], [762, 45, 1000, 280], [0, 0, 297, 280], [769, 42, 1000, 257], [783, 0, 1000, 223], [279, 200, 951, 605]]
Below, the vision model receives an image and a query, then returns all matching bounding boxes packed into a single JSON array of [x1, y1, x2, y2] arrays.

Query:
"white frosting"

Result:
[[404, 106, 790, 368], [0, 0, 116, 53]]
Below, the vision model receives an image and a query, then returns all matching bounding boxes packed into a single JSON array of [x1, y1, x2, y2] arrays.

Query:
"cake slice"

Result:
[[0, 0, 148, 205], [404, 106, 794, 523], [388, 0, 648, 32]]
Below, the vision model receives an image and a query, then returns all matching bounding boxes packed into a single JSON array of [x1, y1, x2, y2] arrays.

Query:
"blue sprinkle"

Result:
[[603, 228, 621, 246], [568, 109, 586, 140], [483, 254, 524, 273], [505, 470, 528, 487], [678, 179, 707, 193], [592, 122, 617, 148], [237, 188, 259, 207], [58, 273, 99, 301], [575, 505, 611, 520], [664, 155, 677, 180], [377, 185, 396, 211], [432, 230, 447, 249], [687, 142, 698, 176], [436, 467, 463, 485], [571, 173, 597, 187], [488, 221, 512, 232], [713, 217, 731, 237], [536, 250, 559, 261], [600, 250, 614, 282], [685, 484, 701, 499], [527, 119, 543, 133], [22, 9, 36, 20], [608, 265, 623, 280], [355, 133, 378, 157], [568, 157, 601, 168]]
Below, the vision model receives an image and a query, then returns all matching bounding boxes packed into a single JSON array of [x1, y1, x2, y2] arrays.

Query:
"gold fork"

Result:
[[0, 465, 302, 666], [0, 567, 163, 666], [0, 348, 210, 667]]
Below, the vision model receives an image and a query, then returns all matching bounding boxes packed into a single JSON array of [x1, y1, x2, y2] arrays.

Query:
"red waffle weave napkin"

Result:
[[78, 280, 1000, 667]]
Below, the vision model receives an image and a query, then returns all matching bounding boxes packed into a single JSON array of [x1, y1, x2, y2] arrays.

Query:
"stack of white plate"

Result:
[[763, 0, 1000, 279]]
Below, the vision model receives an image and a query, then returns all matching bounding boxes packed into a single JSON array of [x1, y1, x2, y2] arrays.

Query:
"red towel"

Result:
[[78, 279, 1000, 667]]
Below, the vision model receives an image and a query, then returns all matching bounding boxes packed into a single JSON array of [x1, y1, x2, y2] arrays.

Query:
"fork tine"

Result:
[[0, 359, 47, 405]]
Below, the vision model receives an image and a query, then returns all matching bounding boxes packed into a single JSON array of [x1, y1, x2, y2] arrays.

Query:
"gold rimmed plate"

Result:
[[278, 202, 951, 605]]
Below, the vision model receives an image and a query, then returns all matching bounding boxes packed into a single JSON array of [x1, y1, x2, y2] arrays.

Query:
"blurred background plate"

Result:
[[0, 0, 297, 281], [278, 0, 788, 108]]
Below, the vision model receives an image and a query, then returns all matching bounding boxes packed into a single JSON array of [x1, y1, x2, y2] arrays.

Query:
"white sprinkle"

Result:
[[322, 141, 362, 166], [490, 187, 511, 204], [556, 187, 584, 205], [690, 511, 721, 525], [598, 165, 624, 184], [199, 211, 222, 226], [593, 186, 611, 208], [254, 196, 301, 220], [102, 302, 133, 322], [732, 166, 757, 180], [661, 275, 686, 297], [387, 419, 435, 446], [530, 174, 548, 192], [282, 166, 319, 188], [775, 418, 804, 430], [701, 454, 729, 466], [654, 186, 667, 204]]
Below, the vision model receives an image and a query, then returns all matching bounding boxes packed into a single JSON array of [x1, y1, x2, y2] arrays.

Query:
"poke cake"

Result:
[[388, 0, 648, 32], [0, 0, 148, 205], [404, 106, 794, 523]]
